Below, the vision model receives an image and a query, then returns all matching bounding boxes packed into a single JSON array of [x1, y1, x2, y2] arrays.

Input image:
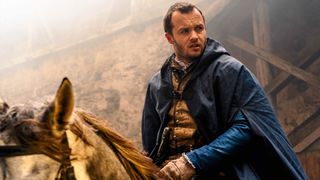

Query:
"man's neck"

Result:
[[174, 57, 193, 70]]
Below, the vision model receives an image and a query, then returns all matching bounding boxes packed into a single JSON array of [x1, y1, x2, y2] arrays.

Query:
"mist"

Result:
[[0, 0, 198, 69]]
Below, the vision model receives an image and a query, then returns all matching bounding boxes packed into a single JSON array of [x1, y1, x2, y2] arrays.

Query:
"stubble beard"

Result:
[[173, 40, 200, 62], [173, 38, 206, 62]]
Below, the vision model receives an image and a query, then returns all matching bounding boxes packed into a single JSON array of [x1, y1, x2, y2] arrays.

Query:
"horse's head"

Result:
[[1, 78, 73, 137], [0, 78, 159, 180], [0, 78, 80, 179]]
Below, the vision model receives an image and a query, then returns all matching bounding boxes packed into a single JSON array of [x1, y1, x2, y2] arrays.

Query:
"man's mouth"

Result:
[[189, 44, 200, 48], [189, 44, 201, 51]]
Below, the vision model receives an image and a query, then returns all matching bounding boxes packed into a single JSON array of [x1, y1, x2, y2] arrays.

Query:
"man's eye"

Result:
[[180, 29, 189, 34], [195, 26, 203, 32]]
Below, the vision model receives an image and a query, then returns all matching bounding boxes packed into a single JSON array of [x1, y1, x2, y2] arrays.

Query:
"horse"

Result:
[[0, 78, 159, 179]]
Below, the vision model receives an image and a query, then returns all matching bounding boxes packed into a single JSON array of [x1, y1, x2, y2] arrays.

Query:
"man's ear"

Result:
[[165, 32, 174, 45]]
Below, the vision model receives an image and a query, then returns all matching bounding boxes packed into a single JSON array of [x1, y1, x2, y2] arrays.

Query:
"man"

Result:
[[141, 2, 307, 179]]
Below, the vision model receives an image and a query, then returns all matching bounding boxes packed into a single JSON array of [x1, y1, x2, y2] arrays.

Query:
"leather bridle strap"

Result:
[[0, 146, 55, 178], [55, 132, 76, 180], [0, 146, 40, 157]]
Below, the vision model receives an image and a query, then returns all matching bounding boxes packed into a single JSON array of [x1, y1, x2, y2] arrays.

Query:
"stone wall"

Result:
[[0, 21, 171, 146]]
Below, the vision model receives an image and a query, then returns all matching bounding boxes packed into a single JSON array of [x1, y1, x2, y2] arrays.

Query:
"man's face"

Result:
[[165, 8, 207, 62]]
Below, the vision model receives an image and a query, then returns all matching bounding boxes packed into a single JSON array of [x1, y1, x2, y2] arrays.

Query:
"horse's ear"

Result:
[[49, 77, 75, 137], [0, 98, 9, 115]]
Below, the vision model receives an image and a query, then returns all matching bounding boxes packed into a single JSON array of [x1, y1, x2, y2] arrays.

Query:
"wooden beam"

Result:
[[207, 0, 254, 38], [130, 0, 203, 24], [294, 126, 320, 153], [252, 0, 272, 87], [203, 0, 231, 22], [227, 36, 320, 90], [265, 52, 320, 94], [287, 103, 320, 144]]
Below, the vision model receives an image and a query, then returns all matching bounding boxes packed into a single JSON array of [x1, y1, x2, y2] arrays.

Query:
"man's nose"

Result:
[[190, 30, 198, 41]]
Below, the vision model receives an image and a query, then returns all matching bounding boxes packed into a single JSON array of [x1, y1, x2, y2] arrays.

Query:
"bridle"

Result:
[[0, 132, 76, 180], [55, 132, 76, 180]]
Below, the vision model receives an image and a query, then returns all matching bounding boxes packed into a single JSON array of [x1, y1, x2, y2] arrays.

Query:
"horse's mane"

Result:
[[74, 109, 159, 180]]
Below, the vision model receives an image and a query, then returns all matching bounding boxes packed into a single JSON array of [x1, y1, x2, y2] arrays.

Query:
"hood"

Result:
[[189, 37, 230, 82], [201, 37, 229, 61]]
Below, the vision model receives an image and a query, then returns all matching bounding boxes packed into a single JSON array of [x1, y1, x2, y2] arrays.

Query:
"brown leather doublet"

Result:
[[165, 59, 202, 162]]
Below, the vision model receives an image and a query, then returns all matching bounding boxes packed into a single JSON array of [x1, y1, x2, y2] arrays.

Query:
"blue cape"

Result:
[[142, 38, 307, 179]]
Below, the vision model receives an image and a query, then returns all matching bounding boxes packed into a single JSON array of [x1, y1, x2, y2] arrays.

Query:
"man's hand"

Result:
[[158, 156, 196, 180]]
